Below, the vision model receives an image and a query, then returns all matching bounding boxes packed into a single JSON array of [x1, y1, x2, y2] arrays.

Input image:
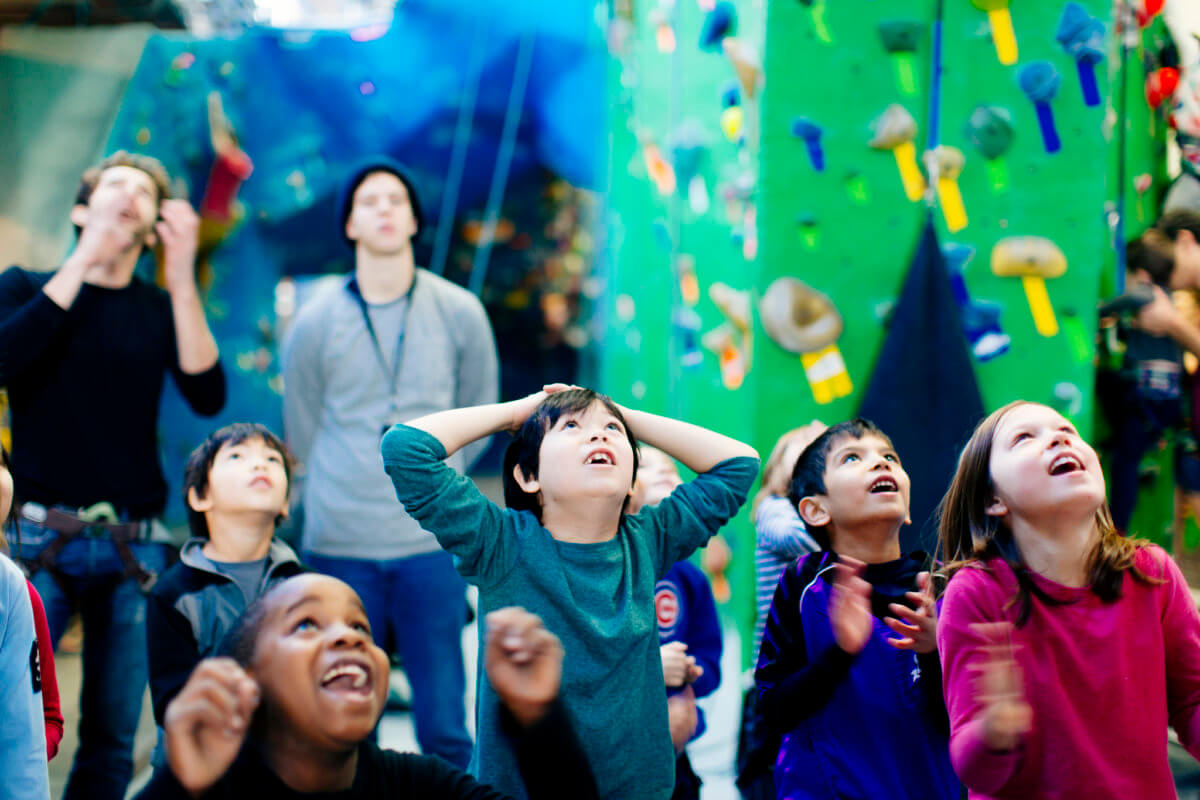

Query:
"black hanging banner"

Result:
[[859, 217, 986, 554]]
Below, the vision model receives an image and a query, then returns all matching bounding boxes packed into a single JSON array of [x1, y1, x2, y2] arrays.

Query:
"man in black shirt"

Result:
[[0, 151, 225, 800]]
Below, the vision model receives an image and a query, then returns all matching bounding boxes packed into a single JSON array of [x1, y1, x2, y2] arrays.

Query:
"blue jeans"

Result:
[[303, 549, 473, 768], [14, 518, 170, 800]]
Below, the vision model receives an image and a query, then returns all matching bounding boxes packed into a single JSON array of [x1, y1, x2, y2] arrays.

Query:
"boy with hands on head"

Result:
[[382, 383, 758, 800], [755, 420, 958, 800]]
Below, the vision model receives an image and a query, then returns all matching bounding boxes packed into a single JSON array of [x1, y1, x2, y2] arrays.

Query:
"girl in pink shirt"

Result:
[[937, 400, 1200, 799]]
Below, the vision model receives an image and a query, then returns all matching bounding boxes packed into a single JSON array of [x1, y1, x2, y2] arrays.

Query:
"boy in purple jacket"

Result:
[[754, 420, 957, 800]]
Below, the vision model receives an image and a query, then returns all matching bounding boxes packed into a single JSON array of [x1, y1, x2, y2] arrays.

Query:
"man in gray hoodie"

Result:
[[281, 160, 498, 767]]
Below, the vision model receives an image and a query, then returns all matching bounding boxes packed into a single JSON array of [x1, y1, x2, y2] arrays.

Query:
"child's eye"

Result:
[[884, 454, 899, 463], [1013, 432, 1032, 444], [606, 422, 622, 431], [292, 617, 318, 633], [563, 420, 578, 429], [268, 454, 282, 463], [353, 621, 370, 634], [843, 453, 859, 463]]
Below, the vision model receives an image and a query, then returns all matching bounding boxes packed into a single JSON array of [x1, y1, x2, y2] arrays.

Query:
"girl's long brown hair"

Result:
[[752, 422, 826, 516], [936, 400, 1158, 626]]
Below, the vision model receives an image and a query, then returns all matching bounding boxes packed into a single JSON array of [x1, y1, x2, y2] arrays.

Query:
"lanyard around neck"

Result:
[[346, 273, 416, 399]]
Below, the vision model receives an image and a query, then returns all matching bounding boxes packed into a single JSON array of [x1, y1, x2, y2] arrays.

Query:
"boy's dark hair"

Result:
[[787, 418, 893, 550], [1127, 231, 1175, 287], [1156, 210, 1200, 245], [502, 388, 640, 521], [183, 423, 294, 539], [75, 150, 172, 212]]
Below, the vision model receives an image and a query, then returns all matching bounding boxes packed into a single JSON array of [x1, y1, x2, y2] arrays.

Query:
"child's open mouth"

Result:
[[868, 476, 899, 494], [1049, 453, 1083, 475], [320, 660, 374, 698], [584, 448, 616, 466]]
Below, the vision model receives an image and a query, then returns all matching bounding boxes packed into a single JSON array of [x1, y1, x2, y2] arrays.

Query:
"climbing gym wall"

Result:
[[600, 0, 766, 627], [601, 0, 1179, 664], [755, 0, 1191, 637], [80, 0, 606, 523], [601, 0, 762, 429], [759, 0, 1113, 459]]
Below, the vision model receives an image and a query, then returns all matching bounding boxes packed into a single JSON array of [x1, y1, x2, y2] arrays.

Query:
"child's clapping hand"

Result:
[[970, 622, 1032, 752], [660, 641, 703, 688], [164, 658, 261, 796], [885, 571, 938, 653], [830, 557, 873, 654], [485, 607, 564, 727]]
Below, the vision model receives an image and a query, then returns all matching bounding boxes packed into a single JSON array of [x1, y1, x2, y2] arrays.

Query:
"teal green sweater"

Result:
[[382, 425, 757, 800]]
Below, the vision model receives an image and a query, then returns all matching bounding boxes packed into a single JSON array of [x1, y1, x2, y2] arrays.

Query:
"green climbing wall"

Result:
[[599, 0, 765, 645], [758, 0, 1114, 441], [600, 0, 1177, 667]]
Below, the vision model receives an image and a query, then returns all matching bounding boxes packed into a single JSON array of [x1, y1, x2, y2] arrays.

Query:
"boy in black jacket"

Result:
[[146, 423, 305, 729]]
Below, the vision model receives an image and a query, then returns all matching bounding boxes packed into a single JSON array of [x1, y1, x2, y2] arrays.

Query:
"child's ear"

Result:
[[984, 495, 1008, 519], [69, 204, 88, 229], [511, 463, 540, 494], [187, 485, 213, 513], [797, 496, 831, 528]]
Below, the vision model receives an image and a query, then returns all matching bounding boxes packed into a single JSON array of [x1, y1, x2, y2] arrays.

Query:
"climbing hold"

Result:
[[1018, 62, 1063, 154]]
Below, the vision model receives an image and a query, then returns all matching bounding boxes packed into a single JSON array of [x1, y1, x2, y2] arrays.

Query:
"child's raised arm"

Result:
[[405, 384, 758, 471], [403, 388, 554, 457], [616, 405, 758, 473]]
